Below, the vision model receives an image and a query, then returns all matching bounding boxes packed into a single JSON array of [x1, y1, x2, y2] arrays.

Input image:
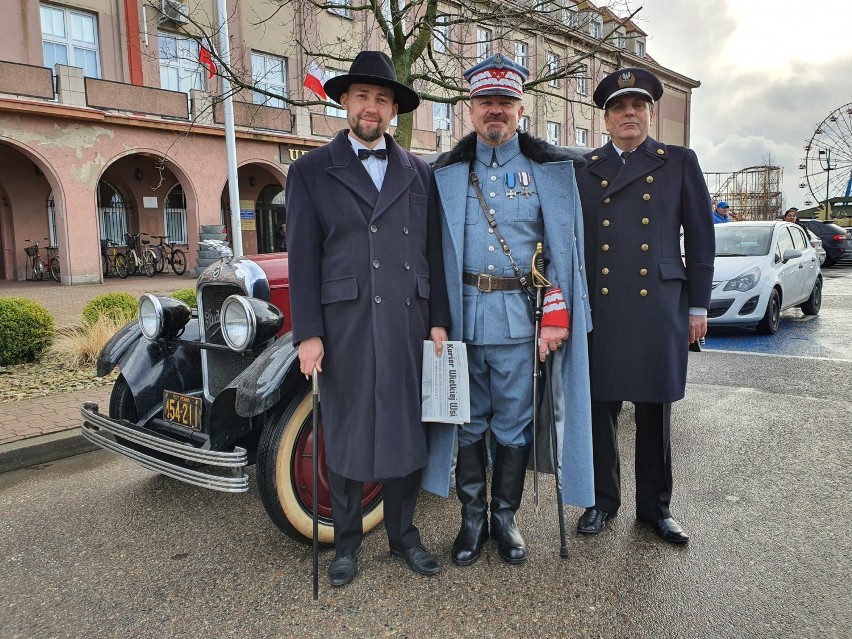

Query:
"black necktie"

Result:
[[621, 151, 632, 163], [358, 148, 387, 160]]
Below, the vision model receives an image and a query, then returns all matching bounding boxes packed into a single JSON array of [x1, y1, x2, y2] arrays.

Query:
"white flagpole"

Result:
[[216, 0, 243, 257]]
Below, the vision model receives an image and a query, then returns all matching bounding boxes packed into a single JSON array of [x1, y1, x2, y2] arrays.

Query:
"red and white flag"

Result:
[[199, 46, 217, 79], [303, 61, 328, 100]]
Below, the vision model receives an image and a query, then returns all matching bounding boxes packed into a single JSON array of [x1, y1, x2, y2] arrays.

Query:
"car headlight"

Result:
[[138, 294, 191, 339], [220, 295, 284, 352], [723, 266, 761, 292]]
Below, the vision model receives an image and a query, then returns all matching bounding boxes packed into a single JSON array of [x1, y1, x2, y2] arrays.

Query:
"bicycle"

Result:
[[25, 238, 60, 282], [148, 234, 187, 275], [101, 239, 129, 279], [123, 232, 157, 277]]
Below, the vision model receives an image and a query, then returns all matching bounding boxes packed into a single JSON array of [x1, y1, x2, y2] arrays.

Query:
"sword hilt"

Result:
[[532, 242, 551, 288]]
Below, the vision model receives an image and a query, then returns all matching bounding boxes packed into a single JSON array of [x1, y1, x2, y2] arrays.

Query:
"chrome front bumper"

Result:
[[80, 401, 249, 493]]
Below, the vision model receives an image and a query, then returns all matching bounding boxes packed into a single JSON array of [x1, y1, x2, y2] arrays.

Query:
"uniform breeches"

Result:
[[460, 342, 533, 448]]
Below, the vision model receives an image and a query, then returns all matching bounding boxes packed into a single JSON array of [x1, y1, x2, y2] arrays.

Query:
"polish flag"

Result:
[[199, 46, 217, 79], [303, 61, 328, 100]]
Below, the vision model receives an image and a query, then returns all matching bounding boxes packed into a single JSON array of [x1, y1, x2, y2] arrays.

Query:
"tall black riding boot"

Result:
[[451, 441, 489, 566], [490, 443, 530, 565]]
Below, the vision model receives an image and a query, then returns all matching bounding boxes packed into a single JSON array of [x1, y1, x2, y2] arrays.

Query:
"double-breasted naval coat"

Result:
[[421, 132, 595, 508], [576, 137, 714, 403], [286, 131, 450, 482]]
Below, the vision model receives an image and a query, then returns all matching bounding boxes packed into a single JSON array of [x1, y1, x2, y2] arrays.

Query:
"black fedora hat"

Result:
[[323, 51, 420, 114]]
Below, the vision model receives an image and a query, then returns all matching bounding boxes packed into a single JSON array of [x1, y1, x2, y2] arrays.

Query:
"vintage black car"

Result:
[[80, 254, 384, 543]]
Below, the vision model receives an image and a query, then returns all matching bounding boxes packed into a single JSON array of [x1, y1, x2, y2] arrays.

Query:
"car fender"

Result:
[[233, 333, 302, 418], [96, 321, 143, 377]]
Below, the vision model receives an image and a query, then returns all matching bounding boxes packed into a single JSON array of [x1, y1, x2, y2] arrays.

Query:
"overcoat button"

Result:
[[602, 220, 610, 227], [404, 262, 411, 270], [602, 267, 610, 275], [591, 155, 599, 161], [657, 148, 665, 155], [374, 296, 382, 303], [405, 297, 411, 306], [646, 176, 654, 183], [601, 288, 609, 295], [492, 162, 499, 168], [640, 289, 648, 296], [601, 180, 609, 187], [602, 244, 610, 251], [403, 227, 409, 234], [641, 244, 649, 251], [488, 228, 494, 234], [604, 197, 611, 204], [640, 268, 648, 276], [643, 194, 651, 201], [488, 246, 495, 252], [487, 264, 495, 271], [490, 175, 497, 182], [579, 265, 584, 271], [489, 208, 495, 214], [372, 260, 380, 268], [642, 217, 650, 225], [370, 225, 378, 233], [489, 192, 496, 198]]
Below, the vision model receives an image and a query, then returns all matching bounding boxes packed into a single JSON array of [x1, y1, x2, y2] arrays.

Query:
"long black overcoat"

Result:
[[286, 131, 450, 482], [576, 137, 714, 403]]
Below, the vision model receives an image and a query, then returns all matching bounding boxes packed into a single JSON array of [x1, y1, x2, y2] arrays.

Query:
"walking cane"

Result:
[[546, 354, 569, 558], [530, 243, 551, 512], [311, 369, 320, 601]]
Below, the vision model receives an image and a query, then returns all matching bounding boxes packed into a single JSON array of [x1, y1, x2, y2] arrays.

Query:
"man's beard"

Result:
[[483, 118, 509, 143], [350, 118, 384, 143]]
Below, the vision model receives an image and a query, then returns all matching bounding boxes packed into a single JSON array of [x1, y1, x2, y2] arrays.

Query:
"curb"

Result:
[[0, 429, 98, 474]]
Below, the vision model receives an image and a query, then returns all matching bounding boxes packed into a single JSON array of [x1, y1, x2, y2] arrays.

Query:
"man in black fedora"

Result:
[[286, 51, 450, 586]]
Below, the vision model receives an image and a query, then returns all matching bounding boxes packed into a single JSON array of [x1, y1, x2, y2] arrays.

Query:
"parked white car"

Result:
[[708, 221, 822, 334], [805, 228, 827, 266]]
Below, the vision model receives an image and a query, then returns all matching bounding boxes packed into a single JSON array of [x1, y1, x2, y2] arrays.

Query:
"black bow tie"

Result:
[[358, 148, 387, 161]]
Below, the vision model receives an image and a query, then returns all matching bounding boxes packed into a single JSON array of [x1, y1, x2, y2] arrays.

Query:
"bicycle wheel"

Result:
[[154, 247, 165, 273], [115, 253, 129, 279], [142, 251, 156, 277], [170, 248, 187, 275], [32, 257, 44, 281], [49, 256, 60, 281], [126, 252, 138, 276]]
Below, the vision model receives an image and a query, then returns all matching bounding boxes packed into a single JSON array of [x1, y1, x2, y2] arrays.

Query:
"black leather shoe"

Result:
[[327, 553, 358, 587], [390, 544, 441, 576], [641, 517, 689, 544], [577, 508, 615, 534]]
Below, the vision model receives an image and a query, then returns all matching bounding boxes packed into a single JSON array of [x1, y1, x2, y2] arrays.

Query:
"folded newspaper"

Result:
[[421, 340, 470, 423]]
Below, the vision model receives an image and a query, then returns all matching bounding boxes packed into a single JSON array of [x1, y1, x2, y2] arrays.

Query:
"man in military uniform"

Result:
[[422, 54, 595, 565], [575, 68, 715, 544]]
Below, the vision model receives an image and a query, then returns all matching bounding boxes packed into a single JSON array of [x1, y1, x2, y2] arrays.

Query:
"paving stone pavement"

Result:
[[0, 274, 193, 470]]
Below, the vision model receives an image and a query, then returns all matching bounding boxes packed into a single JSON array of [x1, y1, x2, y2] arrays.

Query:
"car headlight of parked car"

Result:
[[220, 295, 284, 352], [138, 294, 191, 339], [723, 266, 761, 292]]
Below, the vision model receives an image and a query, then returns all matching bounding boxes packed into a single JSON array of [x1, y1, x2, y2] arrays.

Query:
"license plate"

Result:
[[163, 390, 202, 431]]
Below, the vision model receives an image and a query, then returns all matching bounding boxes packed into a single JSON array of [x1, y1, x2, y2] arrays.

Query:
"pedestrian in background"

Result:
[[712, 201, 732, 223], [574, 67, 715, 544]]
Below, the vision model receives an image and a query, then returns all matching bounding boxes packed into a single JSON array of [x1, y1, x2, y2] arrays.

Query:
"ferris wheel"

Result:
[[800, 102, 852, 207]]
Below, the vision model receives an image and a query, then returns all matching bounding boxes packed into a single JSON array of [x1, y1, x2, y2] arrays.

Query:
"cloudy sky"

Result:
[[630, 0, 852, 210]]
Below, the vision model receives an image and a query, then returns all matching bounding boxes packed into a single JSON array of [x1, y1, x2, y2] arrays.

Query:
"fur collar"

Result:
[[433, 131, 586, 169]]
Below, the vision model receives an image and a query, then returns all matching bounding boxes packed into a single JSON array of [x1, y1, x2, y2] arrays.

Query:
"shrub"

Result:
[[0, 297, 56, 365], [53, 314, 124, 368], [82, 292, 138, 326], [170, 288, 197, 309]]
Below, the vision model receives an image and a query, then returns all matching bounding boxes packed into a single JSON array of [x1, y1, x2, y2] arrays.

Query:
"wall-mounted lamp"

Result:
[[134, 168, 144, 181], [248, 175, 256, 187]]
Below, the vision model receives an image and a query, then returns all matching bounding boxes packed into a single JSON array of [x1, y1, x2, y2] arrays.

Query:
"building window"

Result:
[[601, 132, 611, 145], [564, 6, 578, 27], [589, 19, 603, 39], [47, 193, 57, 247], [324, 68, 347, 118], [635, 39, 646, 58], [577, 63, 587, 95], [328, 1, 352, 19], [252, 52, 287, 108], [433, 15, 449, 53], [547, 52, 559, 88], [382, 0, 406, 31], [476, 28, 492, 61], [614, 30, 626, 49], [433, 102, 452, 133], [536, 1, 551, 13], [575, 127, 588, 146], [158, 33, 203, 93], [97, 180, 129, 246], [164, 185, 188, 244], [514, 41, 528, 69], [40, 3, 101, 78], [519, 116, 530, 133], [547, 121, 561, 145]]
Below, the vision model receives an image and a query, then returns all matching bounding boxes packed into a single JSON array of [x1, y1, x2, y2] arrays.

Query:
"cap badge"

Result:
[[617, 71, 636, 88], [494, 53, 504, 67]]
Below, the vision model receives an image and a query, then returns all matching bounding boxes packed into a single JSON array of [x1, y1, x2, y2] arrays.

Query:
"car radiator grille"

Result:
[[201, 285, 259, 398]]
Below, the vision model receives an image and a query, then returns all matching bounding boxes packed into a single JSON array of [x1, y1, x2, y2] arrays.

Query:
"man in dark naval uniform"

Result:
[[286, 51, 450, 586], [574, 68, 714, 544]]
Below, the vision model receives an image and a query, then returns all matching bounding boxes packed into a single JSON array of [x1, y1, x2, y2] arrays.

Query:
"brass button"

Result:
[[591, 155, 599, 161], [643, 193, 651, 201], [640, 289, 648, 296], [646, 176, 654, 183], [642, 217, 650, 225], [602, 219, 610, 227], [601, 180, 609, 187], [602, 267, 610, 275], [601, 288, 609, 295], [604, 197, 611, 204], [641, 244, 649, 251], [639, 268, 648, 276], [657, 148, 665, 155], [602, 244, 610, 251]]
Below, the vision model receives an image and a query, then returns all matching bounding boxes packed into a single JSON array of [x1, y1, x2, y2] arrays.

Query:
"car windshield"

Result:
[[714, 225, 772, 257]]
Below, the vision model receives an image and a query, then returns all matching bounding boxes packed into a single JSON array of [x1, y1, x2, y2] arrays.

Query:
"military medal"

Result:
[[519, 171, 535, 198], [505, 172, 517, 199]]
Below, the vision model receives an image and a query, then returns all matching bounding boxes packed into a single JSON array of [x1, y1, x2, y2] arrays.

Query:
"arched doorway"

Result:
[[255, 184, 286, 253]]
